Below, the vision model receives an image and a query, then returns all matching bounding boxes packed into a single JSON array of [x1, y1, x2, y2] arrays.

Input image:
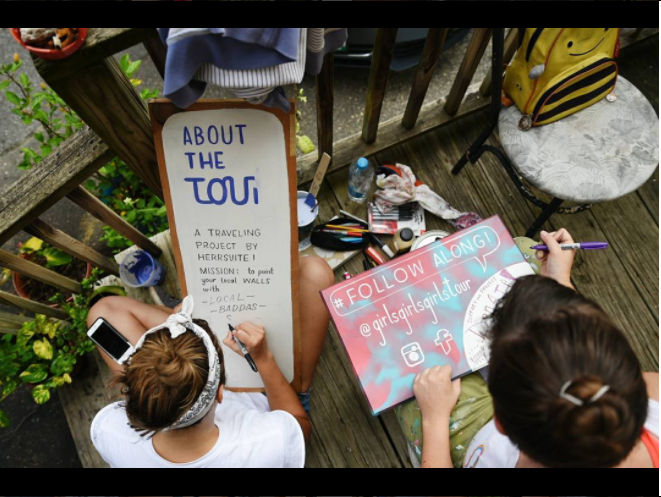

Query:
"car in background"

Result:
[[335, 28, 470, 71]]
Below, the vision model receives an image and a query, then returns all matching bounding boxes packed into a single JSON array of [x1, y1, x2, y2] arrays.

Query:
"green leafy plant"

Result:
[[84, 157, 168, 252], [1, 53, 168, 252], [19, 236, 72, 269], [0, 267, 11, 286], [0, 53, 84, 170], [14, 237, 87, 305], [0, 268, 102, 428]]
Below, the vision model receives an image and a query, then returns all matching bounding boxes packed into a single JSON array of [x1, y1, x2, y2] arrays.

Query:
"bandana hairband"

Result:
[[559, 380, 610, 407], [128, 295, 221, 430]]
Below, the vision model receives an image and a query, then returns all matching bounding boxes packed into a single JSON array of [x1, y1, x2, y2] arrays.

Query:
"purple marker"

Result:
[[531, 242, 609, 251]]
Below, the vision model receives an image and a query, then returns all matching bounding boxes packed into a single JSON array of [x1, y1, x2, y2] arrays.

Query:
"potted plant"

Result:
[[0, 268, 103, 428], [10, 28, 88, 61], [12, 237, 93, 306]]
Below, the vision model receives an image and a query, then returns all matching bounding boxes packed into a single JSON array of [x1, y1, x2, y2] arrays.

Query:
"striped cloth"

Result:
[[160, 28, 347, 111], [194, 28, 346, 111], [194, 28, 308, 107]]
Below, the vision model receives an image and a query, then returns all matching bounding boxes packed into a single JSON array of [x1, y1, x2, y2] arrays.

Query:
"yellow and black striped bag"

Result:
[[503, 28, 620, 129]]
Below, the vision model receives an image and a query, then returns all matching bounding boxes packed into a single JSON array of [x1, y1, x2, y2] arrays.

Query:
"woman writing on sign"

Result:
[[88, 256, 334, 468], [413, 229, 658, 468]]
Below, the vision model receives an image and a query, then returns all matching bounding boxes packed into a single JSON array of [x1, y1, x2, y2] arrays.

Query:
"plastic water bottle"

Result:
[[347, 157, 374, 203]]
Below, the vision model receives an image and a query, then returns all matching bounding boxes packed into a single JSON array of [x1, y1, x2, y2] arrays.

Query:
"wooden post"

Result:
[[67, 186, 162, 258], [402, 28, 449, 129], [0, 310, 31, 334], [444, 28, 493, 116], [0, 127, 113, 247], [35, 55, 164, 200], [0, 290, 69, 321], [362, 28, 398, 144], [479, 27, 519, 97], [24, 218, 120, 276], [316, 52, 335, 165]]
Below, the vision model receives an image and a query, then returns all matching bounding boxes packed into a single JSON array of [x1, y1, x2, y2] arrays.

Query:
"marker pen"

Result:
[[228, 323, 258, 372], [365, 246, 386, 266], [369, 233, 395, 259]]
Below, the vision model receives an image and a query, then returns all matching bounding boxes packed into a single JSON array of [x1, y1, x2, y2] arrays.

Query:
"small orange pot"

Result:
[[10, 28, 88, 60]]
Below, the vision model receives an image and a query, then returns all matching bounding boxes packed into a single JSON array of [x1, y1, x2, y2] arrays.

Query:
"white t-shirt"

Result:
[[91, 390, 305, 468], [463, 398, 659, 468]]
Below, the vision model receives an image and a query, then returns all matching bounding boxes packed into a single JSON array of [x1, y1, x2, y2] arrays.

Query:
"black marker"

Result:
[[228, 323, 258, 372], [369, 233, 395, 259]]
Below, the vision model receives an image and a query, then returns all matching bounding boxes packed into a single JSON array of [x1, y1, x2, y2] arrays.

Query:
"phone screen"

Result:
[[90, 319, 131, 360]]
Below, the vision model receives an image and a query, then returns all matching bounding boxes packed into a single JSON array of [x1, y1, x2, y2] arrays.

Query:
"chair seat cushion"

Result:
[[498, 76, 659, 203]]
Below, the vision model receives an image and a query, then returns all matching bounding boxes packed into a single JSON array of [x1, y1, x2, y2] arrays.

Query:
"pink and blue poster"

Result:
[[321, 216, 534, 415]]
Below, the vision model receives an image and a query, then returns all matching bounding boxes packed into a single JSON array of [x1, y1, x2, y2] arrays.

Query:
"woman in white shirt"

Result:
[[89, 255, 334, 468], [413, 229, 659, 468]]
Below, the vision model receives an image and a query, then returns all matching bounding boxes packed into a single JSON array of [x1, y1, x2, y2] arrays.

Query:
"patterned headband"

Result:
[[128, 296, 221, 429]]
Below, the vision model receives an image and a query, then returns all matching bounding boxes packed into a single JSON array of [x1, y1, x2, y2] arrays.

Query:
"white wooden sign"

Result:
[[150, 100, 301, 391]]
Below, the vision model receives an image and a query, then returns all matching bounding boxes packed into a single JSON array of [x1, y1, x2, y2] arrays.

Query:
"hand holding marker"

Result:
[[227, 322, 259, 372]]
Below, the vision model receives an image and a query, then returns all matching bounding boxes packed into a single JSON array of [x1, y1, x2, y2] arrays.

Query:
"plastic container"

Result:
[[119, 250, 165, 288], [297, 190, 320, 250], [347, 157, 374, 203], [411, 230, 451, 251]]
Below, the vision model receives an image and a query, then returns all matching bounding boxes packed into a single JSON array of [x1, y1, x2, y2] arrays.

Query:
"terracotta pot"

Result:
[[10, 28, 88, 60]]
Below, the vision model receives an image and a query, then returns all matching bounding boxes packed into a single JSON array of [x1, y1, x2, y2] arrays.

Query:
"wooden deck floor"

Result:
[[60, 35, 658, 468], [305, 36, 658, 467]]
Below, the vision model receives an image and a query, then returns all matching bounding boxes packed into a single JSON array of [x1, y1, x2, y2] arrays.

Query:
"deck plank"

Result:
[[56, 353, 111, 468], [305, 178, 408, 467], [326, 167, 413, 467]]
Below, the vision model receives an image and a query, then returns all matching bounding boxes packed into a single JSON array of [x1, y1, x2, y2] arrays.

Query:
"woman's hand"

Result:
[[536, 229, 575, 288], [414, 365, 460, 468], [223, 322, 272, 365], [413, 365, 461, 422]]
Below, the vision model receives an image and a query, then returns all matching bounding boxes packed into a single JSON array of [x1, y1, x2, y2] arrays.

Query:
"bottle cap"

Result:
[[399, 228, 414, 242], [356, 157, 369, 169]]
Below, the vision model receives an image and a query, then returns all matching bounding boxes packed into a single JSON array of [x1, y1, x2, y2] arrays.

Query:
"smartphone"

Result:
[[87, 317, 135, 364]]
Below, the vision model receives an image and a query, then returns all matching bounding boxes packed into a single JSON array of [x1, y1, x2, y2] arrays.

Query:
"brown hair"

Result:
[[111, 319, 226, 436], [488, 275, 648, 468]]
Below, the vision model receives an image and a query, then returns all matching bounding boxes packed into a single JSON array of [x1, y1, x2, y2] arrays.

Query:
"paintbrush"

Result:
[[304, 153, 331, 209]]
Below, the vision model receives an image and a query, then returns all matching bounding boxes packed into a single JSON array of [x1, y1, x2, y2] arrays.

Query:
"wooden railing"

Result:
[[0, 28, 656, 328]]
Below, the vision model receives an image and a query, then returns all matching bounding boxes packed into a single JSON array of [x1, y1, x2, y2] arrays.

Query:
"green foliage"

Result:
[[41, 247, 73, 269], [0, 268, 101, 427], [89, 158, 169, 252], [0, 54, 83, 170], [1, 53, 168, 253], [19, 237, 73, 271], [0, 408, 9, 428]]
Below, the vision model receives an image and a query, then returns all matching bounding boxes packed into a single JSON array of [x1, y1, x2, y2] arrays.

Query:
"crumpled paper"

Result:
[[374, 163, 482, 230]]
